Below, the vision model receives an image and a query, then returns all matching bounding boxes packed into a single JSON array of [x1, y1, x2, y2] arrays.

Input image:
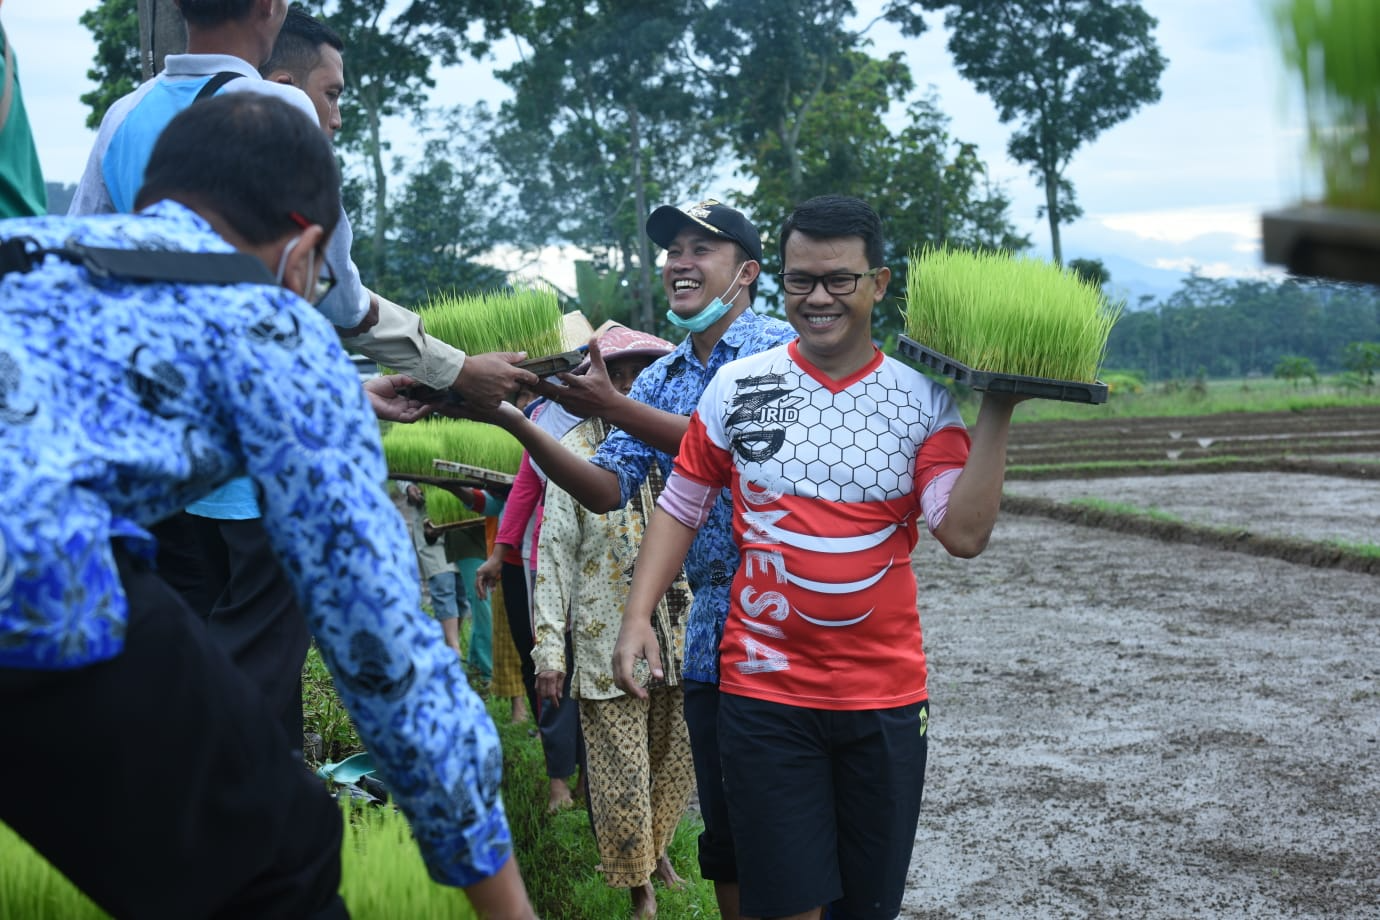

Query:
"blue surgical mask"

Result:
[[665, 262, 749, 334]]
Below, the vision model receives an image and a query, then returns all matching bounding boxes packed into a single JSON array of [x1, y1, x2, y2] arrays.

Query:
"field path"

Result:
[[902, 410, 1380, 919]]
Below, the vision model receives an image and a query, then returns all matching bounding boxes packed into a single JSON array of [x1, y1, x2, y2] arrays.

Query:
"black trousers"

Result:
[[0, 547, 346, 919], [153, 512, 310, 747], [501, 560, 583, 780]]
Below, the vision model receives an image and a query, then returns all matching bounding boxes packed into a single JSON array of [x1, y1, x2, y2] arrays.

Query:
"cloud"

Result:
[[1151, 258, 1283, 281], [1098, 205, 1263, 244]]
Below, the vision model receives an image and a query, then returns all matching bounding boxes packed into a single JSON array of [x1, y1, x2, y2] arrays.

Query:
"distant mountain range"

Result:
[[1096, 253, 1188, 308]]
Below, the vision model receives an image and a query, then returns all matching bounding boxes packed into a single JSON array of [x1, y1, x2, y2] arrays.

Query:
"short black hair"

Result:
[[260, 6, 344, 83], [135, 93, 340, 245], [176, 0, 257, 30], [779, 195, 885, 269]]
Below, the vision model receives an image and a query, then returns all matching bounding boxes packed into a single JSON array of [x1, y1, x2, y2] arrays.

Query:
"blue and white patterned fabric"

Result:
[[0, 201, 510, 886], [591, 308, 796, 684]]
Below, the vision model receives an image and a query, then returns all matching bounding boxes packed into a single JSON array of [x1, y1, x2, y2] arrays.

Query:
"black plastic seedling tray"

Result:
[[431, 459, 517, 487], [398, 351, 585, 406], [517, 349, 585, 378], [897, 335, 1108, 405]]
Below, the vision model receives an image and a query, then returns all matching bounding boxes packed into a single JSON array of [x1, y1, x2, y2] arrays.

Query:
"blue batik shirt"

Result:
[[591, 308, 796, 684], [0, 201, 511, 887]]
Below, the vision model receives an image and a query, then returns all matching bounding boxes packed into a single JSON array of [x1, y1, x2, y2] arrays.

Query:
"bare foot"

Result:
[[510, 697, 529, 724], [653, 854, 685, 889], [546, 777, 574, 813], [631, 882, 657, 918]]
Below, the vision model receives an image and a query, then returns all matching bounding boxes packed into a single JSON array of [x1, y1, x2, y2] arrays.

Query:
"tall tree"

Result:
[[922, 0, 1166, 264], [347, 105, 511, 307], [485, 0, 720, 334], [305, 0, 507, 283], [79, 0, 142, 128], [693, 0, 928, 213], [1067, 257, 1110, 288]]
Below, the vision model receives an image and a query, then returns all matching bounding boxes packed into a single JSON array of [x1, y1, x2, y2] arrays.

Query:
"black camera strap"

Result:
[[0, 235, 274, 287]]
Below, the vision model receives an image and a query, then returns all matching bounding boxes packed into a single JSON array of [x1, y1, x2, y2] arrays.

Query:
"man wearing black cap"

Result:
[[467, 199, 794, 918]]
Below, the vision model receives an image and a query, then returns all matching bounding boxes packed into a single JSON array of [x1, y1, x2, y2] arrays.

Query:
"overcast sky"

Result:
[[5, 0, 1308, 297]]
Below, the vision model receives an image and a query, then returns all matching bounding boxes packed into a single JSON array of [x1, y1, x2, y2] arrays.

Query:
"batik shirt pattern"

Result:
[[533, 417, 692, 699], [0, 202, 510, 886], [673, 342, 970, 710], [591, 309, 796, 684]]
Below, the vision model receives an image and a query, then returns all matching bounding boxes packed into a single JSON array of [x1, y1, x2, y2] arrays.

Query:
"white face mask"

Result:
[[665, 261, 749, 333], [276, 233, 352, 325]]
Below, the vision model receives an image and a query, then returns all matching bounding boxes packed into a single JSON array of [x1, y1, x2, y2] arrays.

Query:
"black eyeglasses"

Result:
[[776, 268, 881, 296], [307, 250, 338, 307], [287, 210, 339, 307]]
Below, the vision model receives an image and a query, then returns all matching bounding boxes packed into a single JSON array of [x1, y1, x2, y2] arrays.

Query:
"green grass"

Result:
[[1066, 498, 1184, 524], [962, 373, 1380, 424], [1324, 539, 1380, 558], [493, 707, 718, 918], [303, 642, 365, 766]]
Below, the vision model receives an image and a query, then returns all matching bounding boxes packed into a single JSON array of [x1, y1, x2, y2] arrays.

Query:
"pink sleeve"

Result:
[[496, 453, 543, 548], [916, 425, 970, 533], [657, 471, 719, 529]]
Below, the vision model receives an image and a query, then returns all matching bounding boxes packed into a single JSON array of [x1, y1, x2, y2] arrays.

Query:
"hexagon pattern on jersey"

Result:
[[724, 367, 937, 503]]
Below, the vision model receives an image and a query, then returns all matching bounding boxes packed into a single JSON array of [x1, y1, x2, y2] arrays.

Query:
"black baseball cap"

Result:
[[646, 198, 763, 264]]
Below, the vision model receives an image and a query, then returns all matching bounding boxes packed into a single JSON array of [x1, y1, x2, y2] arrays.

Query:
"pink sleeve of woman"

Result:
[[496, 452, 543, 548]]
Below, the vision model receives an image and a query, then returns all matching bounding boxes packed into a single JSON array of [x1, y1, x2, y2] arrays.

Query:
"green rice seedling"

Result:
[[417, 285, 565, 358], [1273, 0, 1380, 211], [338, 805, 479, 919], [382, 420, 523, 524], [2, 798, 483, 919], [0, 822, 108, 919], [905, 247, 1123, 383]]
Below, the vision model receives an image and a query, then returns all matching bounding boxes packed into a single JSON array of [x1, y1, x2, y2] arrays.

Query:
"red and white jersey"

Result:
[[674, 341, 970, 710]]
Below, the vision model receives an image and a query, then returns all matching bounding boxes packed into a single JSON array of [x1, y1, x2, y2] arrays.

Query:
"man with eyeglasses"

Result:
[[465, 198, 795, 919], [0, 92, 535, 920], [621, 194, 1024, 920]]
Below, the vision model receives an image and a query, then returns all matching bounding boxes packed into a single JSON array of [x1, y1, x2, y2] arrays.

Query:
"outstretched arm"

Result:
[[462, 402, 624, 513], [221, 296, 519, 893], [534, 338, 690, 456]]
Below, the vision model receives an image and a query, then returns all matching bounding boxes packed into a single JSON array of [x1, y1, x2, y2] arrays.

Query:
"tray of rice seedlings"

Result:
[[1262, 0, 1380, 284], [902, 247, 1120, 404], [418, 283, 566, 365], [383, 419, 522, 524]]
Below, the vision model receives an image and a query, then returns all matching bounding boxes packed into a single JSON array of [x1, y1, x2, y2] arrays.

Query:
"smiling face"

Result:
[[782, 233, 890, 379], [661, 227, 749, 320]]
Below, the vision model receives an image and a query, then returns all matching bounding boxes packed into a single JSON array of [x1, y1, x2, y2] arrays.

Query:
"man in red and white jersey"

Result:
[[622, 195, 1024, 920]]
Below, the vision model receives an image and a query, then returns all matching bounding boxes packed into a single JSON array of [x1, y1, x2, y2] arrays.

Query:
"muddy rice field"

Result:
[[902, 404, 1380, 919]]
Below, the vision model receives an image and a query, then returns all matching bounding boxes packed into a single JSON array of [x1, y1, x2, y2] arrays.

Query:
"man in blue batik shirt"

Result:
[[0, 94, 534, 920], [467, 199, 796, 920]]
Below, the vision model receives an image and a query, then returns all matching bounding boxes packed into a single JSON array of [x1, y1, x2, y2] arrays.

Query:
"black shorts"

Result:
[[719, 693, 929, 919], [683, 678, 738, 882]]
